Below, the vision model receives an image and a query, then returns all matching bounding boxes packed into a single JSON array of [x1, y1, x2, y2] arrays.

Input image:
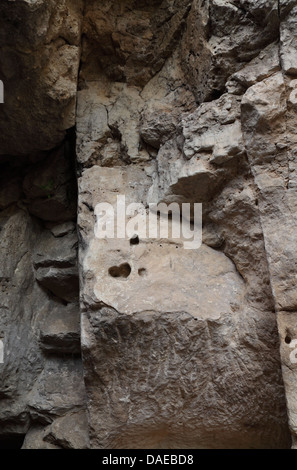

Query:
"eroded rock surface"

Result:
[[0, 0, 296, 449]]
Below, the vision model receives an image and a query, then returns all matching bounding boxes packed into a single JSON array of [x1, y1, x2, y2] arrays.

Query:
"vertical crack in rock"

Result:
[[240, 0, 297, 448]]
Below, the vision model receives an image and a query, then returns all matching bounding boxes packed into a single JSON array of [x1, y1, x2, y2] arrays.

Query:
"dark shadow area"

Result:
[[0, 434, 26, 449]]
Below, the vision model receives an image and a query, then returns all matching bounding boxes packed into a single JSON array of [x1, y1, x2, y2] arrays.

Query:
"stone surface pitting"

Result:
[[0, 0, 296, 449]]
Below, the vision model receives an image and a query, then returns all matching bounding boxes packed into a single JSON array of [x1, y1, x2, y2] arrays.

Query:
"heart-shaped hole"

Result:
[[108, 263, 131, 279]]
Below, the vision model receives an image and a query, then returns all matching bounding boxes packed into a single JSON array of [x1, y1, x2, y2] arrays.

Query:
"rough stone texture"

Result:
[[0, 0, 84, 155], [0, 148, 85, 447], [78, 168, 289, 449], [0, 0, 297, 450]]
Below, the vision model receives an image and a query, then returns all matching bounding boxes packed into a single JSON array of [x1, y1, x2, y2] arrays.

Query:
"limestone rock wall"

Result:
[[0, 0, 296, 449]]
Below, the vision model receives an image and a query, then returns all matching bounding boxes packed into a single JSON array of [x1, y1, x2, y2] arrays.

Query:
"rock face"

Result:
[[0, 0, 296, 449]]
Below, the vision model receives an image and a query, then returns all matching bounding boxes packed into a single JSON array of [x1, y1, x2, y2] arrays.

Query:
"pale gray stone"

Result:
[[1, 0, 297, 450]]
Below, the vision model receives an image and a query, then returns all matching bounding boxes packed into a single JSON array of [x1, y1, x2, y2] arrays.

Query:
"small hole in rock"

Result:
[[109, 263, 131, 279], [130, 235, 139, 245], [138, 268, 147, 277], [285, 335, 291, 344]]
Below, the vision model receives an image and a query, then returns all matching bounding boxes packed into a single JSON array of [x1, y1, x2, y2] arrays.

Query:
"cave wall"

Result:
[[0, 0, 296, 449]]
